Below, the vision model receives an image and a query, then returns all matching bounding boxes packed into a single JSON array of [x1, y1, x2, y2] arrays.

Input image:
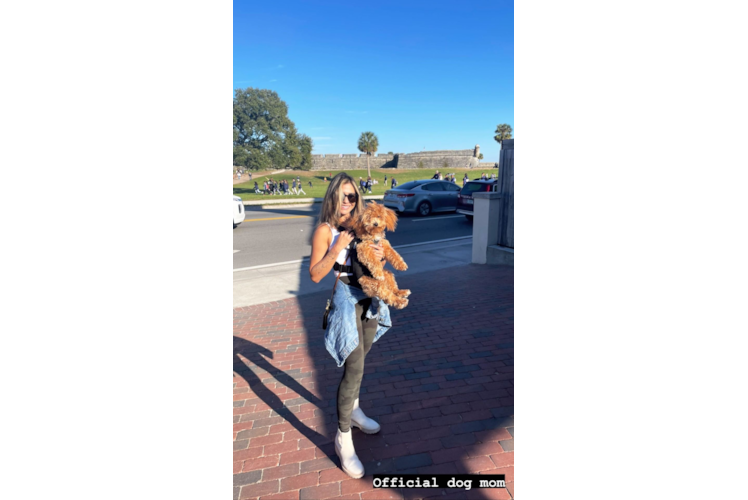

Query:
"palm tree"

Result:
[[357, 131, 379, 179], [494, 124, 513, 148]]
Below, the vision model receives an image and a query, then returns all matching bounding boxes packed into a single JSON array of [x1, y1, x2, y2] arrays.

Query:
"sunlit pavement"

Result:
[[234, 263, 514, 500]]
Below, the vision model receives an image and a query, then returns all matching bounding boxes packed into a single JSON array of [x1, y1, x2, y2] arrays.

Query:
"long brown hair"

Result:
[[318, 172, 364, 229]]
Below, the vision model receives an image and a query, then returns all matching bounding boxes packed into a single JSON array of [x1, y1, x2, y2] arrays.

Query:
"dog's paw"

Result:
[[396, 289, 411, 297], [392, 297, 409, 309], [394, 263, 408, 271]]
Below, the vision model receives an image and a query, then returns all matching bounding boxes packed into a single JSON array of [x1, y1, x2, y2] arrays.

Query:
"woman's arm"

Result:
[[309, 225, 354, 283]]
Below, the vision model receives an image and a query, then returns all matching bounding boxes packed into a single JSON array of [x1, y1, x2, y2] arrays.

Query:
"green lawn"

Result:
[[232, 168, 497, 201]]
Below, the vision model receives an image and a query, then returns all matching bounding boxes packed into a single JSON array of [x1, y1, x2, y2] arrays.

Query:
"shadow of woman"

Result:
[[233, 336, 331, 449]]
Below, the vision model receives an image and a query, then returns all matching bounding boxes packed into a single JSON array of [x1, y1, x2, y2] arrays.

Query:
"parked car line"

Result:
[[456, 179, 498, 222], [382, 179, 462, 216], [234, 196, 245, 228]]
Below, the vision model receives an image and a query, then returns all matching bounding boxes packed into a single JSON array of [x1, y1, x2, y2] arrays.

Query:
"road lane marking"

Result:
[[234, 258, 309, 272], [391, 236, 472, 248], [233, 236, 472, 272], [411, 215, 465, 222], [242, 215, 313, 222]]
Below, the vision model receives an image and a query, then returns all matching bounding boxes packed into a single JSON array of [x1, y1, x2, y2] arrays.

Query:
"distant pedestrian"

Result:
[[384, 174, 387, 185], [451, 175, 456, 184], [359, 177, 365, 192], [249, 172, 252, 181], [254, 181, 259, 194], [463, 174, 469, 187], [308, 180, 313, 188], [292, 179, 298, 194], [263, 180, 268, 194], [391, 177, 397, 189], [366, 176, 372, 194], [297, 180, 307, 195]]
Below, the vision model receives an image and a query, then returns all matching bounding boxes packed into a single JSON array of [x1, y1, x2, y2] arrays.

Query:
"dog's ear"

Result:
[[361, 205, 371, 225], [384, 207, 398, 231], [353, 205, 369, 233]]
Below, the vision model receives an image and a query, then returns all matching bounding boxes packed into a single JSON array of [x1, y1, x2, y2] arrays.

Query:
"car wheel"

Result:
[[417, 201, 432, 216], [465, 215, 473, 222], [233, 223, 237, 229]]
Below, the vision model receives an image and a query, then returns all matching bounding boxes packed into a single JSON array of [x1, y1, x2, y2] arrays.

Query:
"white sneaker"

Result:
[[335, 428, 365, 478], [350, 398, 381, 434]]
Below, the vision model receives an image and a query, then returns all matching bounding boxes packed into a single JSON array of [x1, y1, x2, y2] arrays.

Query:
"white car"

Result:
[[233, 196, 245, 228]]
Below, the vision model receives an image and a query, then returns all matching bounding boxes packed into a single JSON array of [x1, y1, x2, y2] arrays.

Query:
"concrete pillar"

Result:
[[471, 192, 502, 264]]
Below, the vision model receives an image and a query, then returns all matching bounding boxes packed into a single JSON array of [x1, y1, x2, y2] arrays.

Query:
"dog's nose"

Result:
[[373, 222, 378, 227]]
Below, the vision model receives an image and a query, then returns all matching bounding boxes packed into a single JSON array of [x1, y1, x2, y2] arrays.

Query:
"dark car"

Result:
[[383, 179, 462, 216], [456, 180, 498, 221]]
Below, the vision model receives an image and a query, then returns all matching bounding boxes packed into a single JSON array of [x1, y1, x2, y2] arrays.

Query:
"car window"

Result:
[[396, 181, 425, 191], [443, 183, 461, 192], [421, 182, 445, 191], [461, 182, 491, 195]]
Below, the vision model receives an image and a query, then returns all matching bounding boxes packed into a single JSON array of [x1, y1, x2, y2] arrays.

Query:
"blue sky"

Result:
[[234, 0, 513, 162]]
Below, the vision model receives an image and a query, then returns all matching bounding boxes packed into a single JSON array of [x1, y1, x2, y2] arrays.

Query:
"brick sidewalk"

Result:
[[234, 264, 514, 500]]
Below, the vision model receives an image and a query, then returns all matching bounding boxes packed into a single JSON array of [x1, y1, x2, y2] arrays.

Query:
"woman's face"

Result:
[[339, 182, 358, 216]]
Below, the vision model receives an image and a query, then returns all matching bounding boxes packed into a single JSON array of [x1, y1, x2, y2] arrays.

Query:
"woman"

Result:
[[309, 173, 388, 479]]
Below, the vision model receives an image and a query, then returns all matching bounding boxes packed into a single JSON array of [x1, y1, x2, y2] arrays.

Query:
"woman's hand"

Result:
[[373, 242, 384, 261], [333, 230, 355, 253]]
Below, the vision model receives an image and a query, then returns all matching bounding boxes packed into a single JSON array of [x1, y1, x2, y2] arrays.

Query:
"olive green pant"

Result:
[[337, 298, 377, 432]]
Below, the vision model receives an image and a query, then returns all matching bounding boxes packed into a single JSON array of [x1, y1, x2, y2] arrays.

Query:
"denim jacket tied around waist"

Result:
[[324, 281, 391, 367]]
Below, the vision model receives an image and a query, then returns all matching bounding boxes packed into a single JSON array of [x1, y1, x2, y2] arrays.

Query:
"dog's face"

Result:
[[359, 202, 398, 235]]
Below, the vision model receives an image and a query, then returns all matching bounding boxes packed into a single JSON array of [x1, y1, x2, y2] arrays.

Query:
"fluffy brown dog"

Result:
[[350, 202, 411, 309]]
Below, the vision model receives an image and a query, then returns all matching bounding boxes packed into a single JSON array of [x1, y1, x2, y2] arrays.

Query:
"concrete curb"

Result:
[[232, 236, 473, 273]]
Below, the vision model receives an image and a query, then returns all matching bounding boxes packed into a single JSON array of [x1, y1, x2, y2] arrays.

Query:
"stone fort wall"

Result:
[[311, 153, 397, 171], [311, 146, 487, 171]]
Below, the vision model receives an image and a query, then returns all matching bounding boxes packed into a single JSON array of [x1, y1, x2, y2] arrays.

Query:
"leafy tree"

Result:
[[478, 153, 484, 160], [357, 131, 379, 178], [233, 88, 311, 171], [298, 134, 314, 171], [494, 124, 513, 148]]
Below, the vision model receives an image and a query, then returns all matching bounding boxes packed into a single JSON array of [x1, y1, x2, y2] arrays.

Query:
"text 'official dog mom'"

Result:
[[373, 474, 506, 490]]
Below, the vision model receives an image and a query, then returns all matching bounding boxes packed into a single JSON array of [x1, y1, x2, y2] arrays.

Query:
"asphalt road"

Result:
[[233, 204, 473, 269]]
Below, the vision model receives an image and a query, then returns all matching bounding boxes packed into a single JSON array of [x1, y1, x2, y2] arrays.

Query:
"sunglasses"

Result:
[[342, 193, 358, 203]]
